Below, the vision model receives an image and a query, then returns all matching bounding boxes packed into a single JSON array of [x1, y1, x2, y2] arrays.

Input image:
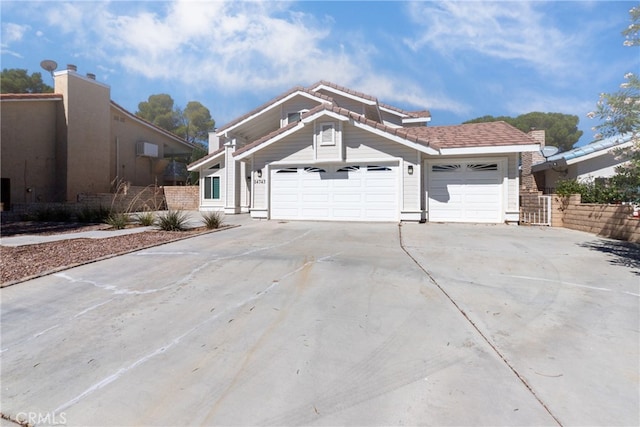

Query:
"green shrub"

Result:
[[156, 210, 188, 231], [555, 178, 624, 204], [105, 213, 129, 230], [555, 179, 583, 198], [34, 207, 73, 222], [135, 211, 156, 226], [201, 211, 224, 229], [77, 206, 110, 223]]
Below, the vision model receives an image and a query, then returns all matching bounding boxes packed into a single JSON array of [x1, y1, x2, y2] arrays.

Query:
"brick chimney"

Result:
[[520, 129, 546, 193]]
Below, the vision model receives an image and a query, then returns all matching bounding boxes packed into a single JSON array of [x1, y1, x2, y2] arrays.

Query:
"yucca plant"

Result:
[[201, 211, 224, 229], [105, 213, 129, 230], [135, 211, 156, 226], [156, 210, 188, 231]]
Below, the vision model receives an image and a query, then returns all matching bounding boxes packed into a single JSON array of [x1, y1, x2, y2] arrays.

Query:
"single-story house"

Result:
[[188, 81, 539, 223], [1, 64, 196, 210], [531, 134, 635, 192]]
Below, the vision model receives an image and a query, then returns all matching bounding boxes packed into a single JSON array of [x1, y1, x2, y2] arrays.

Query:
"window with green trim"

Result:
[[204, 176, 220, 199]]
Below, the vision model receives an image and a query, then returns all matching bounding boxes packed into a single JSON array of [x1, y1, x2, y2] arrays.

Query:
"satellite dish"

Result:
[[541, 146, 559, 158], [40, 59, 58, 75]]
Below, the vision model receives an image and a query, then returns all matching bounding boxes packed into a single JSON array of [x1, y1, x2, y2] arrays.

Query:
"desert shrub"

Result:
[[77, 206, 110, 223], [34, 207, 73, 222], [156, 210, 188, 231], [135, 211, 156, 226], [201, 211, 224, 229], [105, 213, 129, 230]]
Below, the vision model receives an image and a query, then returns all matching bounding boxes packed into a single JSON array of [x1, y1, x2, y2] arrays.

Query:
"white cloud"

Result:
[[357, 75, 470, 115], [1, 22, 30, 45], [36, 0, 438, 110], [404, 1, 578, 74]]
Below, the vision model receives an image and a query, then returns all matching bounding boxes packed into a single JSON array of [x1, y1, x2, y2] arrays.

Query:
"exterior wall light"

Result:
[[408, 165, 414, 175], [257, 170, 262, 178]]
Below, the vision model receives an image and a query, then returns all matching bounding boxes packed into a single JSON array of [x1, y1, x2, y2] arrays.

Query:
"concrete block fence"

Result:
[[2, 185, 200, 221], [551, 194, 640, 243]]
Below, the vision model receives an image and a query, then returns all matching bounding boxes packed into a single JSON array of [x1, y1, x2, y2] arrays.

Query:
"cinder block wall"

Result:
[[164, 186, 199, 210], [78, 186, 166, 212], [552, 194, 640, 243], [6, 186, 166, 220]]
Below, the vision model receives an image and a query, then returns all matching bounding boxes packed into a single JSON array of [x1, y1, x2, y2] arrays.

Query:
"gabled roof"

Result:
[[309, 80, 432, 120], [110, 101, 197, 150], [405, 121, 539, 154], [233, 107, 537, 160], [405, 121, 536, 148], [308, 80, 378, 105], [216, 87, 333, 135], [187, 147, 225, 171], [233, 103, 441, 160]]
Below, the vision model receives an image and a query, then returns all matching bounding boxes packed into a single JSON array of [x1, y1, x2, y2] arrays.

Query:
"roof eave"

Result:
[[216, 90, 328, 137], [187, 149, 225, 171], [439, 144, 540, 156]]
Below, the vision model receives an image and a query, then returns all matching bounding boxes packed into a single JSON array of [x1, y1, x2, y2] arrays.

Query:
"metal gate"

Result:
[[521, 195, 552, 226]]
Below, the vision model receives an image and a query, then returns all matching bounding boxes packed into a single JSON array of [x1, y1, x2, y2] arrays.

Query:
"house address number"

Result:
[[254, 179, 266, 184]]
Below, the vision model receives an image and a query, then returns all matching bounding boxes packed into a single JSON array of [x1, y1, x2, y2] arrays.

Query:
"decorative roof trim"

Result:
[[216, 88, 332, 135], [310, 82, 377, 106], [351, 121, 439, 155], [187, 147, 225, 171], [439, 144, 540, 155]]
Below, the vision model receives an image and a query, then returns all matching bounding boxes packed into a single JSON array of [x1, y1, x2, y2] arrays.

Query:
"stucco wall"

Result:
[[1, 99, 64, 205], [56, 70, 112, 200]]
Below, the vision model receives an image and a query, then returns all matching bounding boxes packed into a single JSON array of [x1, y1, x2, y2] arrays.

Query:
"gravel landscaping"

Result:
[[0, 223, 211, 285]]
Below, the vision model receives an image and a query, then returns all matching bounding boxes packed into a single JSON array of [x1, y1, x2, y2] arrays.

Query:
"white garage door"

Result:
[[271, 164, 398, 221], [427, 160, 503, 223]]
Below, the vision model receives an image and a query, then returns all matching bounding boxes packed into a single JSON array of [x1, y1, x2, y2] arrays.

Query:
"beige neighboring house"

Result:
[[1, 64, 196, 210], [189, 81, 540, 223]]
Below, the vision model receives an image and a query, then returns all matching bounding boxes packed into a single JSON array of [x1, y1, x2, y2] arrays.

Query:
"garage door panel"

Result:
[[271, 165, 398, 221], [428, 160, 503, 223]]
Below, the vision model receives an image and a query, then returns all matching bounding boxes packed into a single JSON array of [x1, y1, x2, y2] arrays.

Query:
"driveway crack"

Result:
[[397, 223, 563, 427]]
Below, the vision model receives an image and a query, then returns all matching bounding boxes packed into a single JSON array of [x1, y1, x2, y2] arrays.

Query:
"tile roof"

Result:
[[541, 133, 634, 163], [234, 103, 438, 157], [404, 121, 536, 148], [216, 87, 333, 134], [234, 110, 538, 157], [309, 80, 378, 103]]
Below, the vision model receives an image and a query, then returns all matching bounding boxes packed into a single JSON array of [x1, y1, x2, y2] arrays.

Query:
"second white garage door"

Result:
[[271, 164, 398, 221], [427, 159, 504, 223]]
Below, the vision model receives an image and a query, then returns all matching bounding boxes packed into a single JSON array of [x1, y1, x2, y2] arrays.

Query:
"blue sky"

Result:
[[1, 1, 637, 147]]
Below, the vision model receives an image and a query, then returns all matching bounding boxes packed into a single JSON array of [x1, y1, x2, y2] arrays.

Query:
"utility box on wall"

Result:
[[136, 141, 159, 158]]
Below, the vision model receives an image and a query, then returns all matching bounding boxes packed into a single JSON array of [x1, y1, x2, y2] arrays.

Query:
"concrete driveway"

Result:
[[1, 219, 638, 426]]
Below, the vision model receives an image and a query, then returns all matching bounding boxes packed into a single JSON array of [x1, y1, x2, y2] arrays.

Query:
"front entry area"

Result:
[[270, 164, 398, 221], [427, 159, 504, 223]]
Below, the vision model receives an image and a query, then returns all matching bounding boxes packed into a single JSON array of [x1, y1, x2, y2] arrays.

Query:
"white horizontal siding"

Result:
[[200, 167, 225, 208], [507, 153, 518, 212]]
